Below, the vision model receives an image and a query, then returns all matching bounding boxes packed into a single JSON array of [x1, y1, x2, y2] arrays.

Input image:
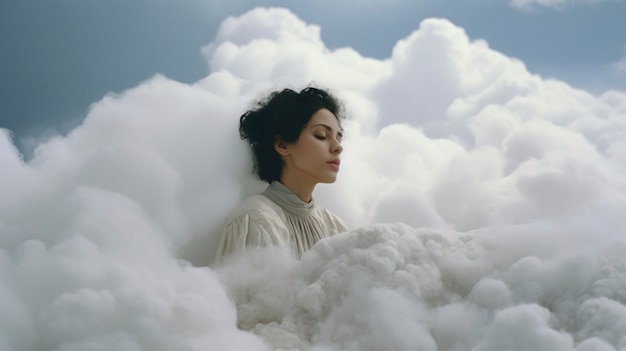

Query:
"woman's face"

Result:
[[279, 108, 343, 185]]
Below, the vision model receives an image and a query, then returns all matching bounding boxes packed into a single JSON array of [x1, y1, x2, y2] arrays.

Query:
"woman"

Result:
[[216, 87, 348, 259]]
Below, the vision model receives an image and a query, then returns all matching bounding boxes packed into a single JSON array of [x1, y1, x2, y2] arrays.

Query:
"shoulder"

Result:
[[227, 194, 284, 222], [222, 194, 290, 236], [215, 194, 289, 260]]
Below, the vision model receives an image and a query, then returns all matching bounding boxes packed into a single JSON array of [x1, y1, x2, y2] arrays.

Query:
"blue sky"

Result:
[[1, 0, 625, 152]]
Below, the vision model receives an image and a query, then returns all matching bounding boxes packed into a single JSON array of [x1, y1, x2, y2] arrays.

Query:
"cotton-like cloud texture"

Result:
[[1, 6, 626, 350]]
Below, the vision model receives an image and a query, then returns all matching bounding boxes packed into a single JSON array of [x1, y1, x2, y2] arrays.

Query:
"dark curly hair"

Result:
[[239, 86, 344, 183]]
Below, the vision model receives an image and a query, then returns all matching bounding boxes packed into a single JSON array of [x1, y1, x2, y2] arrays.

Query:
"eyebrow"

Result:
[[311, 123, 344, 139]]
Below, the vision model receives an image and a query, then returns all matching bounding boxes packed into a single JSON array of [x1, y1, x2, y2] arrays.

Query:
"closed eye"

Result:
[[315, 135, 327, 140]]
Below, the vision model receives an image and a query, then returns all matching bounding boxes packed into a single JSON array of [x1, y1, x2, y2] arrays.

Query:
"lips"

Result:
[[327, 159, 341, 168]]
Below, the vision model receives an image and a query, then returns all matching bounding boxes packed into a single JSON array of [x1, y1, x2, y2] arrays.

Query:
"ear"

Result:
[[274, 136, 290, 156]]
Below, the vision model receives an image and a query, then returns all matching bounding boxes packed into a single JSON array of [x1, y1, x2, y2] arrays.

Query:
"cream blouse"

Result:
[[216, 181, 347, 259]]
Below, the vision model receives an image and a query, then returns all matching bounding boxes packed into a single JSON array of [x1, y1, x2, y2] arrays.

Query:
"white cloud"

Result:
[[613, 54, 626, 76], [1, 6, 626, 351], [511, 0, 567, 10], [510, 0, 608, 11]]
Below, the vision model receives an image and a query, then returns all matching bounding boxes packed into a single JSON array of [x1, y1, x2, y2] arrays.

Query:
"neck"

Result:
[[279, 170, 316, 203]]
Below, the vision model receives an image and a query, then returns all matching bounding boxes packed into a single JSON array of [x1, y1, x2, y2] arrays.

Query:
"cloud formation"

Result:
[[510, 0, 609, 11], [613, 52, 626, 76], [1, 6, 626, 350]]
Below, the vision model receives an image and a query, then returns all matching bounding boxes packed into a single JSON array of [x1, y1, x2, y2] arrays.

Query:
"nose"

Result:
[[333, 141, 343, 155]]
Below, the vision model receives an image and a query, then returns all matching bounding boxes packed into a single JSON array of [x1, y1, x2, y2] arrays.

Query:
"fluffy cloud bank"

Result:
[[1, 6, 625, 350]]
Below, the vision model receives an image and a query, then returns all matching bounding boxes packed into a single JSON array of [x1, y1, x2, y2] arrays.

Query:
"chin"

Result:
[[320, 176, 338, 184]]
